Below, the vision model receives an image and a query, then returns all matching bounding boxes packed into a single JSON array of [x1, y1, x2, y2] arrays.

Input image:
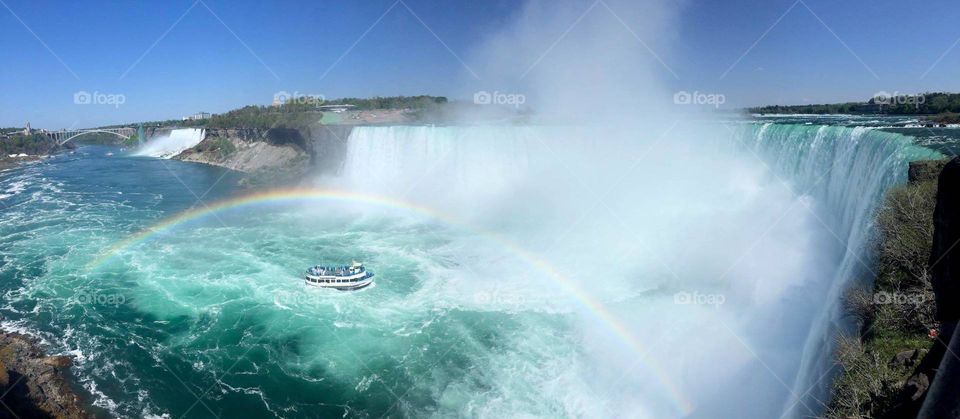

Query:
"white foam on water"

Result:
[[318, 123, 943, 418]]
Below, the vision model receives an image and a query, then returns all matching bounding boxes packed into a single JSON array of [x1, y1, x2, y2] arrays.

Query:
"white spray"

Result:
[[134, 128, 205, 159]]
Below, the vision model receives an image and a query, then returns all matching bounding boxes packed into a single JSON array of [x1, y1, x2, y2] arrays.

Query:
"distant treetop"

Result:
[[749, 92, 960, 116], [97, 95, 450, 130]]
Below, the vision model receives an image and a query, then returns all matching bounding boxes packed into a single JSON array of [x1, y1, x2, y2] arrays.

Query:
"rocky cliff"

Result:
[[172, 125, 352, 188], [175, 128, 304, 172], [0, 331, 91, 418], [827, 159, 945, 417], [928, 157, 960, 324], [827, 157, 960, 418], [910, 157, 960, 418]]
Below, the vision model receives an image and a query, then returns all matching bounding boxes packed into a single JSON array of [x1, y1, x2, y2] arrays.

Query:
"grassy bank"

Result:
[[826, 159, 947, 418]]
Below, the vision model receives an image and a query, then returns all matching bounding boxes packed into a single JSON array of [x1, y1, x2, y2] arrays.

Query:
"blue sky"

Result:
[[2, 0, 959, 128]]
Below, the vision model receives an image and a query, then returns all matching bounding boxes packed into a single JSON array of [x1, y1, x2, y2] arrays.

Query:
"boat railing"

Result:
[[307, 265, 366, 277]]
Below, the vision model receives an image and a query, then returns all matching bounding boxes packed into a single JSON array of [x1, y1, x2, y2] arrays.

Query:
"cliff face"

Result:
[[0, 331, 91, 418], [300, 124, 351, 177], [929, 158, 960, 323], [826, 157, 960, 418], [827, 159, 947, 418], [172, 125, 352, 188], [909, 157, 960, 418], [142, 127, 173, 139], [175, 128, 304, 173]]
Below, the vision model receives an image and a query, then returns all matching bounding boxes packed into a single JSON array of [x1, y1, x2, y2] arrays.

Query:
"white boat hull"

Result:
[[305, 262, 374, 291], [304, 275, 374, 291]]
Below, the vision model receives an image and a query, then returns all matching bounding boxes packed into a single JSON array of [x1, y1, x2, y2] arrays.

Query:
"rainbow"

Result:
[[88, 187, 696, 414]]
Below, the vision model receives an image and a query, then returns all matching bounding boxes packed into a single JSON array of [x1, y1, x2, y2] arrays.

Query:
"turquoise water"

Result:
[[749, 114, 960, 156], [0, 145, 580, 418], [0, 124, 944, 418]]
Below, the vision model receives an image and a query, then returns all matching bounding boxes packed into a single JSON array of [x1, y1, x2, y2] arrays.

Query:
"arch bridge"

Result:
[[49, 128, 135, 145]]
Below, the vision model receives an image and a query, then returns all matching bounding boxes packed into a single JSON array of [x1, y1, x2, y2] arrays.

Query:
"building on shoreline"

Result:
[[318, 104, 356, 113], [182, 112, 213, 121]]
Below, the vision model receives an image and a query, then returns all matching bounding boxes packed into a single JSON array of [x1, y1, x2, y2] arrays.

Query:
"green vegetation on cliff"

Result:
[[189, 136, 237, 158], [322, 95, 447, 110], [0, 133, 69, 156], [200, 106, 319, 130], [102, 95, 449, 131], [204, 95, 446, 129], [827, 159, 947, 418]]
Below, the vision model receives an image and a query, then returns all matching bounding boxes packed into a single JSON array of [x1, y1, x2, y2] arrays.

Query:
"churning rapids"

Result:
[[0, 124, 941, 418]]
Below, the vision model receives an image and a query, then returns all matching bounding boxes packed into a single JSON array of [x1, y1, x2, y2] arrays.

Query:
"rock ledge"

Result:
[[0, 331, 91, 418]]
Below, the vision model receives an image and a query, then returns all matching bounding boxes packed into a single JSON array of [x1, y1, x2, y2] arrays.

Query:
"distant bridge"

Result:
[[48, 128, 135, 145]]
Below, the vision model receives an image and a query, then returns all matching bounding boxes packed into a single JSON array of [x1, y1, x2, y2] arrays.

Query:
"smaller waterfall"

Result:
[[134, 128, 205, 159]]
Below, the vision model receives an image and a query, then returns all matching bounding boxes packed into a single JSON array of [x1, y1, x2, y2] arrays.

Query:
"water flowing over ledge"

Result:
[[0, 123, 944, 418], [737, 123, 942, 417], [336, 123, 943, 417], [134, 128, 205, 159]]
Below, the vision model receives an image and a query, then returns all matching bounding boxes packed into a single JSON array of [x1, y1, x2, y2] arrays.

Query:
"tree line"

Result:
[[100, 95, 449, 131], [749, 92, 960, 116], [0, 133, 69, 155]]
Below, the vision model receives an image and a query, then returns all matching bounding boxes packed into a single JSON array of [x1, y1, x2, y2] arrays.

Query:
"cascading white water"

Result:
[[739, 123, 942, 416], [326, 123, 941, 418], [134, 128, 205, 159]]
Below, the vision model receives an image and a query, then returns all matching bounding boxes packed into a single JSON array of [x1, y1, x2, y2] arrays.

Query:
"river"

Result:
[[0, 123, 944, 418]]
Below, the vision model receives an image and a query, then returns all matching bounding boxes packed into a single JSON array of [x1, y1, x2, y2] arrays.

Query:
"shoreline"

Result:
[[0, 328, 92, 418], [0, 155, 47, 172]]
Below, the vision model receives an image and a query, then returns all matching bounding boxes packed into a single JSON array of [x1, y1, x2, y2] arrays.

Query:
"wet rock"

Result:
[[37, 356, 72, 369], [904, 370, 931, 401], [0, 331, 91, 418]]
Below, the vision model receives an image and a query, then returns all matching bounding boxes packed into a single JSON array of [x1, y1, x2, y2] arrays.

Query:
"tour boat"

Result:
[[305, 261, 374, 290]]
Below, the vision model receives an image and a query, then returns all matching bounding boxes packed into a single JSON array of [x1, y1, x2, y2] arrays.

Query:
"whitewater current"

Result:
[[0, 124, 941, 418]]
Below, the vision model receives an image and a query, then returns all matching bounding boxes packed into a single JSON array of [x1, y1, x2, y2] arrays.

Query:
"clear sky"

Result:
[[2, 0, 959, 128]]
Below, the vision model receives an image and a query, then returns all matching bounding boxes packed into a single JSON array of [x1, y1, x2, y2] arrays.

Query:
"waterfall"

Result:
[[328, 124, 941, 418], [134, 128, 205, 159], [738, 123, 942, 416]]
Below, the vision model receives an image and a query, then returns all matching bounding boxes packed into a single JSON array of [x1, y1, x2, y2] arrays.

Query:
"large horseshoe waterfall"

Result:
[[0, 122, 943, 417]]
